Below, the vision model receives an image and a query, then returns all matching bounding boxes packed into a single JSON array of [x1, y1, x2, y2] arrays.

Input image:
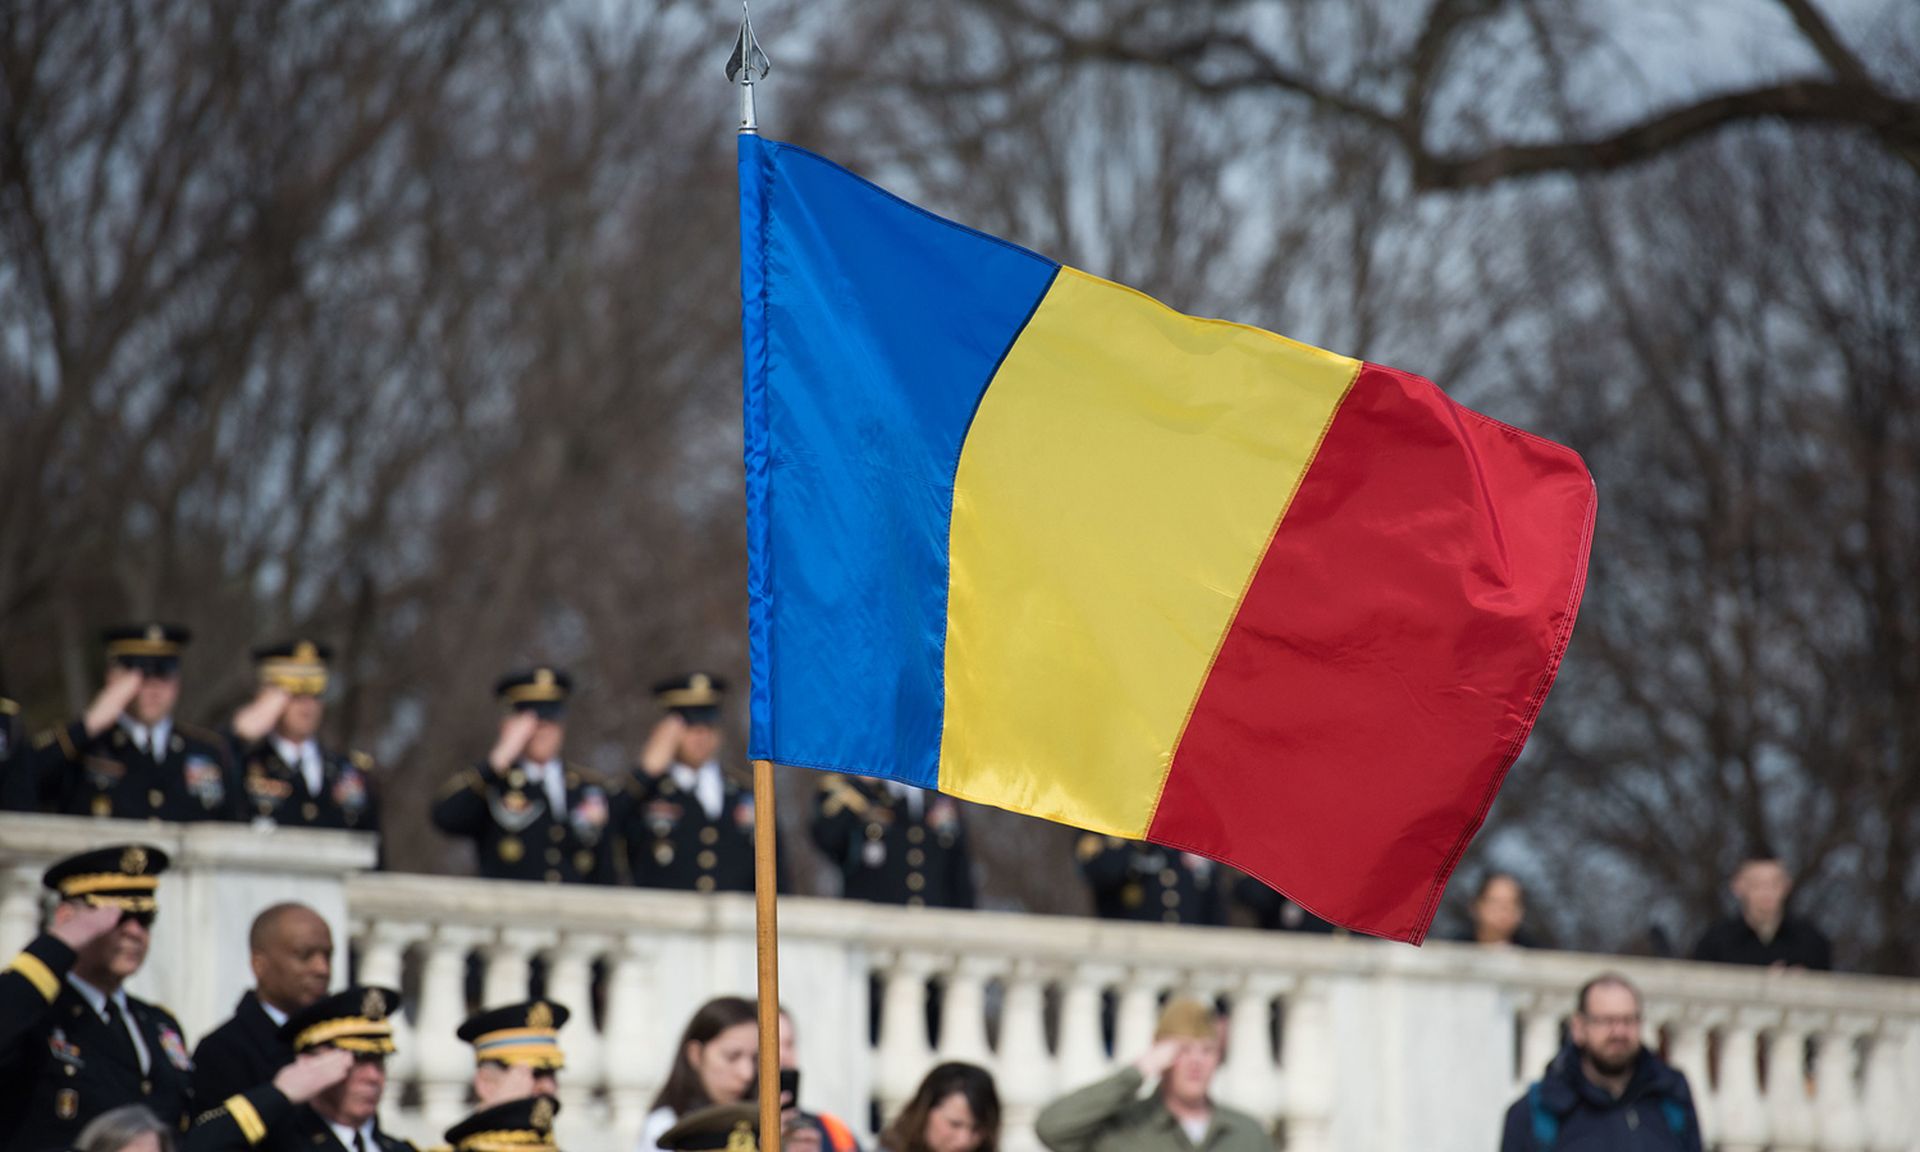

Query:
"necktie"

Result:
[[354, 1132, 369, 1152], [101, 998, 146, 1074]]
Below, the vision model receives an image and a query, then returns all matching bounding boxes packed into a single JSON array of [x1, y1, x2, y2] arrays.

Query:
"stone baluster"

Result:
[[1861, 1020, 1912, 1152], [0, 865, 43, 960], [548, 931, 611, 1143], [1763, 1014, 1817, 1151], [483, 925, 548, 1008], [417, 924, 486, 1137], [1809, 1016, 1867, 1152], [874, 951, 938, 1122], [356, 919, 427, 1114], [1112, 967, 1170, 1063], [1056, 962, 1117, 1086], [996, 961, 1056, 1152], [1220, 976, 1281, 1128], [938, 954, 998, 1066], [1716, 1010, 1772, 1152], [1516, 995, 1564, 1091], [602, 933, 657, 1144], [1663, 1009, 1716, 1144], [1278, 979, 1334, 1152]]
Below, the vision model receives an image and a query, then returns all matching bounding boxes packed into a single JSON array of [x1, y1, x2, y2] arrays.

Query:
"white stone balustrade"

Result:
[[4, 813, 1918, 1152]]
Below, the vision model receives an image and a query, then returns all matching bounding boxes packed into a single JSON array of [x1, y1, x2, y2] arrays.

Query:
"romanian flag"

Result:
[[739, 136, 1595, 942]]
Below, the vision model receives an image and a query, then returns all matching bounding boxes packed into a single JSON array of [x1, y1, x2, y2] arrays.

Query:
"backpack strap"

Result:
[[1528, 1082, 1559, 1149]]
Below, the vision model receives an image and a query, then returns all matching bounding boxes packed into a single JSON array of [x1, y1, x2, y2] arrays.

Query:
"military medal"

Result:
[[499, 836, 524, 863]]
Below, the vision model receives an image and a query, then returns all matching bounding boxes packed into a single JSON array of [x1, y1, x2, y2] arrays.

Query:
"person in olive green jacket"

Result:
[[1035, 1000, 1270, 1152]]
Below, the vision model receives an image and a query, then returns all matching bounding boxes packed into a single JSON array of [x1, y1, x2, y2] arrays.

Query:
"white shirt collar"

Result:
[[326, 1119, 377, 1151], [118, 715, 173, 755], [671, 761, 726, 821], [257, 995, 289, 1027], [520, 758, 567, 810], [65, 973, 122, 1018]]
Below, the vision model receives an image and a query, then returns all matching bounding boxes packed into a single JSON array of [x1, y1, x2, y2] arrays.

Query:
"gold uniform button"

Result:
[[1162, 890, 1181, 908], [575, 851, 596, 874], [1163, 911, 1182, 923], [1160, 869, 1177, 885], [141, 1079, 152, 1094], [906, 873, 926, 892], [865, 824, 884, 841], [301, 802, 318, 821], [544, 869, 561, 883], [906, 826, 925, 844], [550, 826, 568, 842], [695, 876, 716, 893], [700, 827, 720, 845], [148, 790, 164, 808], [907, 896, 925, 908], [697, 850, 718, 869], [906, 848, 925, 866], [546, 848, 562, 865]]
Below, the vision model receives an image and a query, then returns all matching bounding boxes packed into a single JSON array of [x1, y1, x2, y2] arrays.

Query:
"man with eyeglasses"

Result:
[[0, 844, 195, 1152], [1500, 973, 1701, 1151], [27, 623, 240, 821]]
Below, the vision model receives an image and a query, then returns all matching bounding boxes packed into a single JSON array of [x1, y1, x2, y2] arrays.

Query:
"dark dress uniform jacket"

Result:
[[622, 766, 788, 893], [237, 739, 381, 831], [812, 778, 976, 908], [1, 935, 194, 1152], [0, 697, 32, 811], [191, 992, 292, 1116], [28, 717, 240, 821], [432, 762, 619, 884], [1078, 837, 1227, 926], [186, 1083, 416, 1152], [1690, 914, 1832, 969]]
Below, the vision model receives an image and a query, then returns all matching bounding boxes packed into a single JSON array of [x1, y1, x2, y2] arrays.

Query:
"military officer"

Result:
[[191, 903, 336, 1112], [185, 986, 413, 1152], [811, 776, 976, 909], [445, 1095, 561, 1152], [0, 693, 32, 811], [458, 1000, 567, 1107], [621, 674, 785, 894], [431, 668, 619, 884], [1232, 874, 1336, 934], [227, 641, 380, 831], [27, 623, 240, 821], [0, 844, 194, 1152], [1076, 837, 1228, 926]]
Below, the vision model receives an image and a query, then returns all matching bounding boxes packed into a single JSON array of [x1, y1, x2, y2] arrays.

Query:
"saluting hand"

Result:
[[230, 686, 292, 742], [488, 710, 539, 773], [1132, 1037, 1185, 1081], [82, 666, 144, 737], [50, 900, 126, 950], [273, 1048, 356, 1103], [638, 713, 686, 778]]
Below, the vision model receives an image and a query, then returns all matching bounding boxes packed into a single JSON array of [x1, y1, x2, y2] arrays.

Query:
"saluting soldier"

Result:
[[228, 641, 380, 831], [185, 986, 413, 1152], [27, 623, 239, 821], [458, 1000, 567, 1107], [1076, 836, 1228, 926], [0, 844, 194, 1152], [621, 674, 785, 894], [812, 776, 976, 909], [431, 668, 619, 885]]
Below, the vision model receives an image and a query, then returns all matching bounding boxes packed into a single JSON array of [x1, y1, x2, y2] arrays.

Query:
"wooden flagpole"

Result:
[[752, 757, 782, 1152]]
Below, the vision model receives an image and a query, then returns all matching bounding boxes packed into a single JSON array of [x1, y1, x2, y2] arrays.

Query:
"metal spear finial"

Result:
[[725, 3, 771, 135]]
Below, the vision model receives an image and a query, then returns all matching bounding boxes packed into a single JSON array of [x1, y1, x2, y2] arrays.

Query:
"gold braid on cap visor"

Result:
[[62, 875, 159, 911], [259, 660, 328, 695], [105, 639, 180, 657], [502, 683, 565, 704], [454, 1134, 558, 1152], [294, 1018, 397, 1054]]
